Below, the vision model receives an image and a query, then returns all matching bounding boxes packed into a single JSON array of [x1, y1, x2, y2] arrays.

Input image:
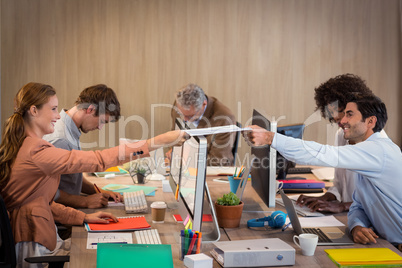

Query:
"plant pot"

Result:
[[136, 174, 146, 184], [214, 201, 244, 228]]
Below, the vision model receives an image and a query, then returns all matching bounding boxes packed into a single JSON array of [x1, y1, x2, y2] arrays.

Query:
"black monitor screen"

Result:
[[276, 124, 305, 179], [250, 109, 277, 208]]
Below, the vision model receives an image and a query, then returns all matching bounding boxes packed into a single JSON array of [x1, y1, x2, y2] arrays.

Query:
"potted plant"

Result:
[[214, 192, 244, 228], [129, 161, 150, 184]]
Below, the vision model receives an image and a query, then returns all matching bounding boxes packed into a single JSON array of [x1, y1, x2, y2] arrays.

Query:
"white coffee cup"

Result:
[[293, 233, 318, 256], [276, 181, 284, 192]]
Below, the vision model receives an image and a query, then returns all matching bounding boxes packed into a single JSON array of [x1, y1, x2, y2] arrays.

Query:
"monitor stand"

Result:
[[201, 182, 221, 243]]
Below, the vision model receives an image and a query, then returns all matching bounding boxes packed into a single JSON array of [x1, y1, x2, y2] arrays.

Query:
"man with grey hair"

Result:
[[170, 83, 236, 166]]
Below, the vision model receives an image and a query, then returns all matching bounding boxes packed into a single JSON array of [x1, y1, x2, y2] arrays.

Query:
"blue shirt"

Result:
[[272, 132, 402, 245], [43, 110, 83, 199]]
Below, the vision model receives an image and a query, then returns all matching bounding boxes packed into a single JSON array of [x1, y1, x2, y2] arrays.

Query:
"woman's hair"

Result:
[[0, 82, 56, 188]]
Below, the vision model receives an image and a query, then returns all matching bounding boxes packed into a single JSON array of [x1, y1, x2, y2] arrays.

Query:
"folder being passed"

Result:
[[97, 243, 174, 268], [325, 248, 402, 267]]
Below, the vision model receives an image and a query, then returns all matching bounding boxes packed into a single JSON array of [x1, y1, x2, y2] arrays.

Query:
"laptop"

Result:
[[279, 189, 354, 246]]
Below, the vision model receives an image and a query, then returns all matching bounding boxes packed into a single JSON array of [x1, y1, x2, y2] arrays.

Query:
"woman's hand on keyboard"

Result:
[[84, 211, 118, 224]]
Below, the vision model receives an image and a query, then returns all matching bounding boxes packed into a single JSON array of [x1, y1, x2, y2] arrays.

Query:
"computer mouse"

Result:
[[146, 173, 166, 181]]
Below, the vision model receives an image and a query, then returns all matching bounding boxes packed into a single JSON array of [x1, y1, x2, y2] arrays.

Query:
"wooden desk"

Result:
[[70, 174, 402, 267]]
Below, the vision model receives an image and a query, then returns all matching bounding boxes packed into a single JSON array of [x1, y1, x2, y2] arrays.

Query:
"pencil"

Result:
[[239, 166, 244, 177], [94, 183, 101, 193]]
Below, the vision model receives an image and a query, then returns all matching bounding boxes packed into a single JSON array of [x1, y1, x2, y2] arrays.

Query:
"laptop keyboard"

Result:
[[276, 198, 324, 217], [302, 228, 332, 243]]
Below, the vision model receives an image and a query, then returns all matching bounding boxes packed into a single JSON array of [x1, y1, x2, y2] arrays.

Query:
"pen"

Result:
[[94, 184, 101, 193], [184, 229, 189, 255], [196, 231, 202, 254], [239, 165, 244, 177], [91, 242, 127, 245], [282, 222, 291, 232], [187, 232, 197, 255]]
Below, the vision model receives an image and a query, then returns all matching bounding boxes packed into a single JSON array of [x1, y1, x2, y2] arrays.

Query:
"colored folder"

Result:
[[85, 216, 150, 232], [97, 243, 174, 268], [325, 248, 402, 267], [278, 179, 325, 189]]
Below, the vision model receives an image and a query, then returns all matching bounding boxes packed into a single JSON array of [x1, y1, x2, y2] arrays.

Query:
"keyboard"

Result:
[[276, 198, 324, 217], [135, 229, 162, 244], [287, 167, 312, 174], [302, 227, 331, 243], [123, 190, 148, 213]]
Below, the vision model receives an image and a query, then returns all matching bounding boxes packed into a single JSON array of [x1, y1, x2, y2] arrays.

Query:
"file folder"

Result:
[[97, 243, 173, 268]]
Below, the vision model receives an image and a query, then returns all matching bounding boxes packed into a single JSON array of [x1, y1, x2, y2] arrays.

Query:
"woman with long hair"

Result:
[[0, 82, 185, 267]]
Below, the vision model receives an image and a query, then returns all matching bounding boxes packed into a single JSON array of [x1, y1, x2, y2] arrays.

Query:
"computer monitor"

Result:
[[276, 123, 305, 180], [169, 119, 220, 242], [250, 109, 277, 208]]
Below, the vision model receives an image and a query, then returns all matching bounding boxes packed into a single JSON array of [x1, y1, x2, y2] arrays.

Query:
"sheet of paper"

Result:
[[285, 215, 345, 228], [184, 125, 251, 136], [102, 184, 156, 195], [312, 167, 335, 181], [207, 166, 237, 176], [288, 193, 326, 201], [86, 232, 133, 249]]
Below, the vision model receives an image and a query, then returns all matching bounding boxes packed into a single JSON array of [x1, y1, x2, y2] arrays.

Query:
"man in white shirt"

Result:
[[296, 74, 386, 213], [244, 94, 402, 246]]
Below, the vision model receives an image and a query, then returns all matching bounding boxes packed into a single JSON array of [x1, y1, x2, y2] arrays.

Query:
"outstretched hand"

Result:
[[242, 125, 274, 146], [149, 130, 189, 150]]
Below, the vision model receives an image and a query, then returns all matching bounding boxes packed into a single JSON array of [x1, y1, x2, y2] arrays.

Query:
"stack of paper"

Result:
[[94, 166, 128, 177], [325, 248, 402, 267]]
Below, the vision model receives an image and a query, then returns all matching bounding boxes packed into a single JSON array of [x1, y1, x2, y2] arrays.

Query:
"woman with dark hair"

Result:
[[0, 82, 185, 267]]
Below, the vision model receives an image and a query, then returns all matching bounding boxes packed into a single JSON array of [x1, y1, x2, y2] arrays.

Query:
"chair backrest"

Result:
[[0, 194, 16, 268], [232, 122, 242, 165]]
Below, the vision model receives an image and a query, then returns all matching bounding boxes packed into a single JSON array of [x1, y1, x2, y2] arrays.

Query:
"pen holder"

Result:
[[180, 231, 202, 260], [228, 176, 241, 193]]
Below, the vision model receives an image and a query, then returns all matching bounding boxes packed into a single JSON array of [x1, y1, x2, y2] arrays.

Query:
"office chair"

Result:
[[0, 194, 69, 268], [232, 122, 242, 165]]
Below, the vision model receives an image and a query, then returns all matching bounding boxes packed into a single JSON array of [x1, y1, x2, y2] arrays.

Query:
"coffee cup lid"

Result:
[[151, 201, 167, 209]]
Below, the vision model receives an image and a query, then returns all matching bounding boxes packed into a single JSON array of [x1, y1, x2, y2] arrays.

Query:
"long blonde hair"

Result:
[[0, 82, 56, 188]]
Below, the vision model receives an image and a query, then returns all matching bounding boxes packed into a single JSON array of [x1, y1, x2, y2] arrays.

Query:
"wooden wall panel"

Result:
[[1, 0, 401, 160]]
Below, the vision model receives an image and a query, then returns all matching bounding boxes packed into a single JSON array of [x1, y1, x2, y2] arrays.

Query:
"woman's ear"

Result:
[[28, 105, 38, 117]]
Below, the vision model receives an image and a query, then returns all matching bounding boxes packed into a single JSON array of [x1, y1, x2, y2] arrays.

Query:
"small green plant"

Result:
[[136, 167, 147, 175], [216, 192, 241, 206]]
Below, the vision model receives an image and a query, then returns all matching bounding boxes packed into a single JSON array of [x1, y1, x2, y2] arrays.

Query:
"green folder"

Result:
[[96, 243, 174, 268]]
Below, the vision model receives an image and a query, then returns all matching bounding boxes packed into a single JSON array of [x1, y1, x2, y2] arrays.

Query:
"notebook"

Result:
[[97, 243, 173, 268], [279, 189, 354, 246], [325, 248, 402, 267], [85, 216, 150, 232], [278, 180, 325, 189]]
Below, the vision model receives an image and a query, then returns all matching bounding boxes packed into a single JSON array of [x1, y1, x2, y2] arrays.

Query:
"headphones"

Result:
[[247, 211, 287, 229]]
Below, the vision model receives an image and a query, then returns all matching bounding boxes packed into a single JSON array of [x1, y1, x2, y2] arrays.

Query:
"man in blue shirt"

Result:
[[244, 94, 402, 247]]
